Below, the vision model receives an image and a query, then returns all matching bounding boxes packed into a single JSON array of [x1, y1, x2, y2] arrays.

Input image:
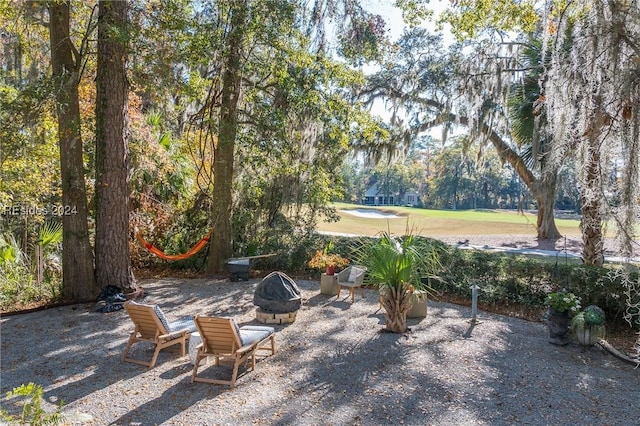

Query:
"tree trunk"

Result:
[[48, 1, 98, 301], [533, 174, 562, 239], [457, 116, 562, 240], [206, 2, 247, 274], [95, 0, 137, 292], [580, 133, 604, 266], [380, 284, 413, 333]]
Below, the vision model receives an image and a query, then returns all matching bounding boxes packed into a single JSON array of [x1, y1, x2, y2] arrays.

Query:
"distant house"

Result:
[[363, 183, 420, 206], [403, 190, 419, 206]]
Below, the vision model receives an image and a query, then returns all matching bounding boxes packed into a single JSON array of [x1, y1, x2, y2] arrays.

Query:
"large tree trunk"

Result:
[[458, 116, 562, 240], [533, 174, 562, 239], [48, 1, 98, 301], [95, 0, 137, 292], [206, 2, 247, 274], [580, 133, 604, 266]]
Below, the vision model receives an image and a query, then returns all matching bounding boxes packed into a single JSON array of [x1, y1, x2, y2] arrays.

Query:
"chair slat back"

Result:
[[194, 316, 241, 355], [124, 302, 167, 338]]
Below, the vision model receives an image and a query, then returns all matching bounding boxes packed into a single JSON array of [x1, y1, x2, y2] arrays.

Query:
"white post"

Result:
[[468, 282, 482, 324], [471, 284, 478, 321]]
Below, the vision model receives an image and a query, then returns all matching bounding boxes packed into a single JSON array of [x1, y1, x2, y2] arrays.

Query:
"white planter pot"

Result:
[[574, 324, 606, 346], [408, 292, 428, 318], [320, 273, 339, 295]]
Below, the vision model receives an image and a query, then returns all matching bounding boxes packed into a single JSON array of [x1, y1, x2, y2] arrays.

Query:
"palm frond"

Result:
[[38, 221, 63, 247]]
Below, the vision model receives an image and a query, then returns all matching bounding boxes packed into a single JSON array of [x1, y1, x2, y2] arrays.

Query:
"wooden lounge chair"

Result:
[[122, 301, 196, 368], [192, 316, 276, 388], [336, 265, 367, 303]]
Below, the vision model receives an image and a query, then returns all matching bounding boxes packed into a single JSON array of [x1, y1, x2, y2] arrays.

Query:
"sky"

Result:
[[357, 0, 456, 140], [363, 0, 454, 43]]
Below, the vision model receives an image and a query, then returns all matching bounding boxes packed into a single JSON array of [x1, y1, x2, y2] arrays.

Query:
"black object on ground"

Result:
[[226, 258, 250, 281], [95, 285, 126, 313], [253, 271, 302, 313]]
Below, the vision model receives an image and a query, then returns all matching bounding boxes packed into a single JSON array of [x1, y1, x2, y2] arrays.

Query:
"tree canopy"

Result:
[[0, 0, 638, 298]]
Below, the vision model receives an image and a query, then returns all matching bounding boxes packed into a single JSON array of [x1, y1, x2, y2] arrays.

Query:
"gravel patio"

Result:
[[1, 277, 638, 425]]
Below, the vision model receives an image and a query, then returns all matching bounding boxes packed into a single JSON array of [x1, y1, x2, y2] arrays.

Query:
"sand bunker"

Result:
[[340, 208, 402, 219]]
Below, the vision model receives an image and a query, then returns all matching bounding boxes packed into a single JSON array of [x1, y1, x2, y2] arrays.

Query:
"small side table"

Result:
[[320, 273, 339, 296], [188, 332, 207, 366]]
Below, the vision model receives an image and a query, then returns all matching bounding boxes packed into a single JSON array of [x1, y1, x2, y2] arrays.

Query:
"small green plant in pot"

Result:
[[355, 232, 440, 333], [572, 305, 606, 347]]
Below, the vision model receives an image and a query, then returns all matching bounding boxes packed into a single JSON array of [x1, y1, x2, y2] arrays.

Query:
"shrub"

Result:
[[0, 383, 64, 425], [434, 245, 638, 328]]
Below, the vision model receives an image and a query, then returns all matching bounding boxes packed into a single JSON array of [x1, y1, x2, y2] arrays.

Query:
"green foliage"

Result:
[[338, 13, 388, 64], [440, 0, 539, 41], [0, 383, 63, 426], [37, 221, 62, 247], [395, 0, 433, 27], [435, 246, 639, 327], [425, 136, 520, 210], [545, 291, 581, 314], [0, 82, 61, 210], [353, 232, 440, 294], [0, 236, 18, 265], [0, 231, 62, 312]]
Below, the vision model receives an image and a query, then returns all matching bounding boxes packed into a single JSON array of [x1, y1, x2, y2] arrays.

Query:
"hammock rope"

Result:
[[136, 229, 213, 261]]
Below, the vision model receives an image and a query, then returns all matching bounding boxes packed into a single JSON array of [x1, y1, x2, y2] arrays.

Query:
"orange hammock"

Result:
[[136, 229, 213, 261]]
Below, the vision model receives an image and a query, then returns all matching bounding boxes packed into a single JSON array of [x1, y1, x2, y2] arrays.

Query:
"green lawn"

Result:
[[316, 203, 584, 238]]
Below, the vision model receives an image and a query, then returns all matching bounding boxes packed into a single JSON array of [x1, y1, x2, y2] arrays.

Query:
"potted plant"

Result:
[[572, 305, 606, 347], [355, 232, 440, 333], [307, 241, 349, 276], [544, 291, 581, 345]]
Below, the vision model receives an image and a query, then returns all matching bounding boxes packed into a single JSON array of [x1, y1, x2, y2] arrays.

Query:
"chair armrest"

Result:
[[236, 343, 257, 355], [158, 329, 188, 340]]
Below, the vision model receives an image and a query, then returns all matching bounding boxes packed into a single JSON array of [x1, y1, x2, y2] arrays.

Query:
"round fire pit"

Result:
[[253, 271, 301, 323], [255, 308, 298, 324]]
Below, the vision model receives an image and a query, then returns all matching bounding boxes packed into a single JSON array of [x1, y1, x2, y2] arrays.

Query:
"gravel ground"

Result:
[[1, 277, 639, 426]]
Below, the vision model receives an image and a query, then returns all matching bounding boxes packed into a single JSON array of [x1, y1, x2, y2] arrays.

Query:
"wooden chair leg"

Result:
[[230, 357, 242, 388], [180, 337, 186, 356], [121, 335, 135, 362], [149, 345, 162, 368], [191, 353, 203, 382]]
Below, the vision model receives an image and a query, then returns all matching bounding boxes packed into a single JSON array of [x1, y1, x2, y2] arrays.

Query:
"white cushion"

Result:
[[348, 267, 364, 282], [239, 325, 274, 347]]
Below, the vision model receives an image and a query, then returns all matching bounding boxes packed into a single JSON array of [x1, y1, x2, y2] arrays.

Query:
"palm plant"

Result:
[[355, 232, 440, 333], [34, 221, 63, 285]]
